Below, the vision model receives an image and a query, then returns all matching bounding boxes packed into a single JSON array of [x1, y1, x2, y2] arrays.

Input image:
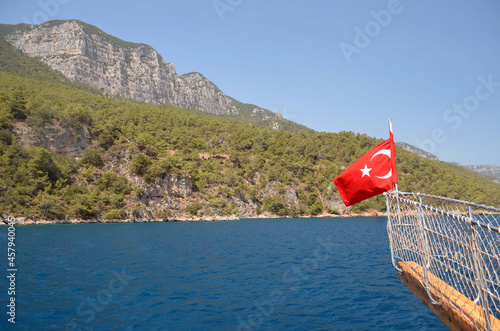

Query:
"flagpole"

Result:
[[389, 118, 398, 193], [389, 118, 402, 230], [389, 118, 401, 231], [387, 118, 402, 272]]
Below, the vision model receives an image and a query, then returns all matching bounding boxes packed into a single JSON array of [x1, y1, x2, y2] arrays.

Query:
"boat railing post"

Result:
[[386, 193, 402, 272], [469, 205, 491, 330], [416, 194, 441, 306]]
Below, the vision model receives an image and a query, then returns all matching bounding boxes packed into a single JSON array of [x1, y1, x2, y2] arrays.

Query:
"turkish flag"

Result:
[[334, 133, 397, 206]]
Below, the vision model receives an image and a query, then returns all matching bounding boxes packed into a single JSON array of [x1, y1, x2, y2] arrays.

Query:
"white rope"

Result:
[[384, 192, 500, 330]]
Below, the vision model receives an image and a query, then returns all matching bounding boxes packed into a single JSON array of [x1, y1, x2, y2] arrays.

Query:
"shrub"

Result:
[[130, 153, 151, 175], [0, 129, 12, 145], [327, 207, 340, 215], [9, 90, 27, 120], [97, 171, 131, 195], [187, 202, 202, 216], [81, 148, 103, 167], [209, 198, 227, 209], [75, 204, 97, 219], [263, 195, 288, 216], [310, 201, 323, 216], [102, 209, 126, 220], [98, 133, 114, 150], [27, 146, 62, 182]]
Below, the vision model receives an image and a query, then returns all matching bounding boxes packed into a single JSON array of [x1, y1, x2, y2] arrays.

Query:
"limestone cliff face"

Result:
[[396, 142, 439, 161], [13, 122, 91, 158], [141, 174, 193, 199], [462, 164, 500, 182], [4, 20, 238, 116]]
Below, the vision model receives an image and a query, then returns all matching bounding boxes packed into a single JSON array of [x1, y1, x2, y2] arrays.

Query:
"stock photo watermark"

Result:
[[273, 106, 296, 120], [415, 74, 500, 153], [65, 267, 133, 331], [21, 0, 71, 25], [5, 217, 17, 324], [213, 0, 243, 21], [339, 0, 410, 64], [236, 236, 335, 330]]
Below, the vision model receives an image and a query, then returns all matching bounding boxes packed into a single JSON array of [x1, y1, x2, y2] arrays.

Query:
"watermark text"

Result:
[[415, 74, 500, 153], [236, 236, 335, 330], [65, 267, 133, 330], [22, 0, 71, 25], [6, 217, 16, 324], [213, 0, 243, 21], [339, 0, 408, 64]]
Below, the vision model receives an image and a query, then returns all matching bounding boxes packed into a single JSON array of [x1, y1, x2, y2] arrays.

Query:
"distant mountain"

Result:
[[396, 142, 500, 184], [396, 142, 439, 161], [0, 20, 307, 132], [462, 165, 500, 183]]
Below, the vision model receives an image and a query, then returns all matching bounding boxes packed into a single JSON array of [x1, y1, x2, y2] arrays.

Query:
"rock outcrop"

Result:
[[396, 142, 439, 161], [13, 122, 91, 158], [462, 164, 500, 183], [136, 174, 193, 200], [3, 20, 238, 116]]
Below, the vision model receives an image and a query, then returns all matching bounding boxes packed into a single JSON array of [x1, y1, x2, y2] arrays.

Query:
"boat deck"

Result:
[[399, 261, 500, 331]]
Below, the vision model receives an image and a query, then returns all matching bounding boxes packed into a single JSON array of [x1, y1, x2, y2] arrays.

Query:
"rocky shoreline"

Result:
[[1, 210, 388, 226], [0, 214, 240, 226]]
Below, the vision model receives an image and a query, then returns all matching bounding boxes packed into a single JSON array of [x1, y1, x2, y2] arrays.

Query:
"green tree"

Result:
[[130, 153, 151, 175], [98, 133, 114, 150], [81, 148, 104, 167], [27, 147, 62, 182]]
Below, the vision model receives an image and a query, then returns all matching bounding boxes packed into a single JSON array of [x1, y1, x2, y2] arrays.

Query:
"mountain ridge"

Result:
[[396, 141, 500, 183], [395, 142, 439, 161], [0, 19, 303, 131], [462, 165, 500, 183]]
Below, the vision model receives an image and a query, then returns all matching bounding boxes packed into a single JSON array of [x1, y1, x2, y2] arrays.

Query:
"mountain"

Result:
[[396, 142, 439, 161], [0, 20, 303, 131], [396, 142, 500, 183], [395, 142, 500, 183], [462, 165, 500, 183]]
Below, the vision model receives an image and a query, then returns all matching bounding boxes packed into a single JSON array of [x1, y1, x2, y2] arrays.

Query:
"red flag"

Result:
[[334, 132, 397, 207]]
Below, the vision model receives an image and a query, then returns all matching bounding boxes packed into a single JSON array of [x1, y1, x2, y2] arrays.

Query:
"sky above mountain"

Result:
[[1, 0, 499, 165]]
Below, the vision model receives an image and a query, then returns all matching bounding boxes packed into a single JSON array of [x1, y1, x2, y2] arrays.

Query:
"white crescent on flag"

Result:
[[370, 149, 392, 179], [376, 169, 392, 179], [370, 149, 391, 161]]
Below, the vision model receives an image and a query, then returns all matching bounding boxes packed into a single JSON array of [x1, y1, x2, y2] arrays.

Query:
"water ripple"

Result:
[[0, 218, 448, 330]]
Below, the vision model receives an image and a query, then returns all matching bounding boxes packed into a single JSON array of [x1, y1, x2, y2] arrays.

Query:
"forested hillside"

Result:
[[1, 38, 499, 222]]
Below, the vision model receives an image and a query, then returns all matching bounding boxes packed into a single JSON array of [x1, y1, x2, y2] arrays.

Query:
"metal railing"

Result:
[[385, 192, 500, 330]]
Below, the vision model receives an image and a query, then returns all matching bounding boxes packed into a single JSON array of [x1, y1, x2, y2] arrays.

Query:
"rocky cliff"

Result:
[[396, 142, 439, 161], [14, 122, 91, 158], [462, 165, 500, 183], [2, 20, 238, 116], [396, 143, 500, 184]]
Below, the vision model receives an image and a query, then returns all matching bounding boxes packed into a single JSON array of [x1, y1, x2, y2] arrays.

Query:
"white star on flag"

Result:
[[360, 164, 372, 177]]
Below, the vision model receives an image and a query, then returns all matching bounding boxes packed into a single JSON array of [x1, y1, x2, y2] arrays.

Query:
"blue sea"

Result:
[[0, 217, 447, 330]]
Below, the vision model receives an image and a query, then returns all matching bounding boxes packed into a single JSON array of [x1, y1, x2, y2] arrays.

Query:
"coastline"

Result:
[[1, 210, 388, 226]]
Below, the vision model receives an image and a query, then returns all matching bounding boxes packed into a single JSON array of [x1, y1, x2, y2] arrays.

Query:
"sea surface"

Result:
[[0, 217, 447, 330]]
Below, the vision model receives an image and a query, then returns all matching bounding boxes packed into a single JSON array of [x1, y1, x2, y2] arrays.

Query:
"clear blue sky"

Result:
[[1, 0, 500, 165]]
